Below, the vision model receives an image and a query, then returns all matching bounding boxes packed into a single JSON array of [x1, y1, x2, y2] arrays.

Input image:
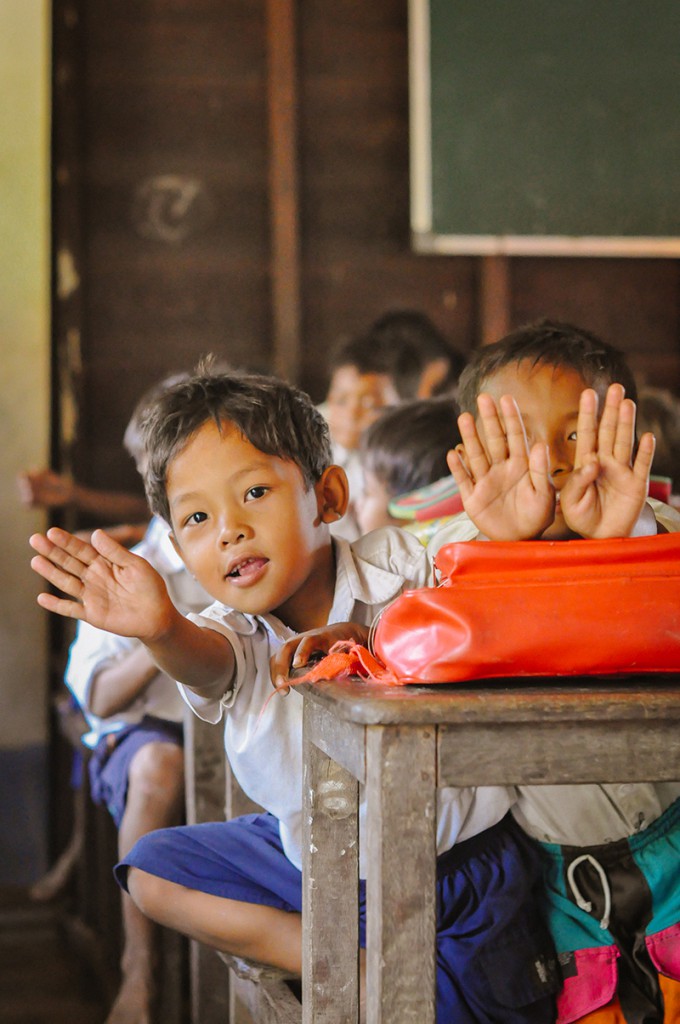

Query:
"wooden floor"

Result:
[[0, 889, 108, 1024]]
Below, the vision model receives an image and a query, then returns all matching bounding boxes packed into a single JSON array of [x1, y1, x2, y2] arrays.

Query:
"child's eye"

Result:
[[185, 511, 208, 526], [568, 431, 577, 442], [245, 485, 268, 502]]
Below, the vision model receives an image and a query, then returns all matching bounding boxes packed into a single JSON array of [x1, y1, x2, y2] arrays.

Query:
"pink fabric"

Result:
[[646, 921, 680, 981], [556, 947, 619, 1024]]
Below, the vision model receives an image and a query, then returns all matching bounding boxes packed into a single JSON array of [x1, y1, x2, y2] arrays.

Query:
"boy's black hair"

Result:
[[457, 319, 638, 415], [360, 397, 461, 498], [328, 335, 397, 377], [123, 372, 191, 465], [367, 309, 467, 399], [140, 360, 332, 524], [637, 386, 680, 484], [329, 311, 467, 401]]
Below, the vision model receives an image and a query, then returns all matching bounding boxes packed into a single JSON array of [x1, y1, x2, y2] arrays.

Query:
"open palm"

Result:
[[30, 527, 173, 641], [447, 394, 555, 540], [560, 386, 655, 538]]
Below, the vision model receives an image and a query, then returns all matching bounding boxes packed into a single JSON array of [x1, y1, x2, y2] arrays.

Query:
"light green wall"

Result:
[[0, 1, 51, 752]]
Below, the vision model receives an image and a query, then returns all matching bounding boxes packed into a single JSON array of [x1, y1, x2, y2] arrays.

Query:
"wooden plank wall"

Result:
[[52, 0, 680, 501]]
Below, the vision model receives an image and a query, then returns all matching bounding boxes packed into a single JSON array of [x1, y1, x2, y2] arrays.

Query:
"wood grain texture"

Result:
[[365, 726, 437, 1024], [303, 698, 360, 1024]]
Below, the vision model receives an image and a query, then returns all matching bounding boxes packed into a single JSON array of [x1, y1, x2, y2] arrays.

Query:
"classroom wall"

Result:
[[0, 0, 52, 885], [52, 0, 680, 510]]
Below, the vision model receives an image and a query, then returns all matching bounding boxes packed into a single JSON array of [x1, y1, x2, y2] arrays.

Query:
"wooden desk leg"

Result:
[[365, 726, 437, 1024], [183, 709, 231, 1024], [302, 701, 360, 1024]]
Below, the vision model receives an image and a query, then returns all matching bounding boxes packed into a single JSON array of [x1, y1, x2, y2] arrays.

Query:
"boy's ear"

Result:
[[416, 357, 451, 399], [315, 465, 350, 523]]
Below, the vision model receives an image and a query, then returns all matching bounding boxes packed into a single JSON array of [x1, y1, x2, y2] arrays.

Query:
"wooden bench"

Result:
[[299, 676, 680, 1024]]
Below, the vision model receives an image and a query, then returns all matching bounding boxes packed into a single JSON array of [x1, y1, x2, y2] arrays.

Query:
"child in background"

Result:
[[366, 308, 467, 400], [637, 385, 680, 511], [64, 374, 211, 1024], [439, 320, 680, 1023], [30, 365, 558, 1024], [320, 337, 401, 539], [355, 396, 461, 538], [67, 516, 210, 1024]]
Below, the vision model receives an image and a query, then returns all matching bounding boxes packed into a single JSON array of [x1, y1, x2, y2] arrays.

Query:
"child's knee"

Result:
[[127, 866, 173, 920], [128, 740, 184, 796]]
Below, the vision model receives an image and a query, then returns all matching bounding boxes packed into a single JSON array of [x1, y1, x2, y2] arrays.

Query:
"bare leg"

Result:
[[29, 787, 84, 901], [128, 870, 303, 973], [129, 870, 369, 1022], [106, 741, 184, 1024]]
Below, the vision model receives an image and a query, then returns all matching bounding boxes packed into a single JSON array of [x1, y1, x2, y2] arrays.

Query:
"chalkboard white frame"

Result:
[[409, 0, 680, 257]]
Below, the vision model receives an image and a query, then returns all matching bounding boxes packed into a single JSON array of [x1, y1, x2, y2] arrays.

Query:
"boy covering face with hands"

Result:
[[443, 319, 675, 544], [433, 321, 680, 1024]]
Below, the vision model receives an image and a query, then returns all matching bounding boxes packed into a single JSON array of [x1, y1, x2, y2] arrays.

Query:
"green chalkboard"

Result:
[[409, 0, 680, 255]]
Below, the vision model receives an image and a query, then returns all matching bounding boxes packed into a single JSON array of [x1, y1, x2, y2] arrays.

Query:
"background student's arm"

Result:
[[18, 467, 149, 522], [88, 644, 162, 719]]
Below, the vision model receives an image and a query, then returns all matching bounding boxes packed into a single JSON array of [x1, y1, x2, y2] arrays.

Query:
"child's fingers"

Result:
[[475, 393, 509, 465], [498, 395, 530, 461], [90, 528, 139, 566], [30, 553, 84, 601], [35, 590, 86, 620], [631, 431, 656, 482], [527, 442, 553, 494], [446, 448, 475, 502], [456, 409, 491, 480], [611, 398, 637, 463], [574, 388, 599, 467], [30, 529, 95, 579], [592, 383, 624, 460], [269, 639, 298, 686]]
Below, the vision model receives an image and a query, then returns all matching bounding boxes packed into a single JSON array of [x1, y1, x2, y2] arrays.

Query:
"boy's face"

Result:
[[355, 469, 401, 535], [478, 360, 599, 540], [166, 420, 341, 631], [325, 366, 399, 451]]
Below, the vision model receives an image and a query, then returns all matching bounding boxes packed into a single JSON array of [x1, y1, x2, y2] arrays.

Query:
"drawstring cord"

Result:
[[567, 854, 612, 931]]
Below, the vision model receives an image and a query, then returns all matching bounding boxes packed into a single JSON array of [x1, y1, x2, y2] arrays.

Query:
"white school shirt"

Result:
[[65, 516, 211, 748], [180, 527, 514, 874], [428, 502, 680, 846]]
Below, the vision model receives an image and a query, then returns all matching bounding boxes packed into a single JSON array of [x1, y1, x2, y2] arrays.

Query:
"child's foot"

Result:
[[104, 969, 155, 1024]]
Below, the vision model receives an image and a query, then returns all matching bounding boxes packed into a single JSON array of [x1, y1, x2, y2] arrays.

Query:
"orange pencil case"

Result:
[[371, 532, 680, 684]]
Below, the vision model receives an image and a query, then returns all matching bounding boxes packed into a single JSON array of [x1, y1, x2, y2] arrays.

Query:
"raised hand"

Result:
[[446, 393, 555, 540], [29, 527, 175, 642], [560, 384, 656, 538]]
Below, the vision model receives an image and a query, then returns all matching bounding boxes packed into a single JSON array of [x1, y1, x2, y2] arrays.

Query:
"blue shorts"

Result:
[[89, 715, 183, 828], [116, 810, 558, 1023]]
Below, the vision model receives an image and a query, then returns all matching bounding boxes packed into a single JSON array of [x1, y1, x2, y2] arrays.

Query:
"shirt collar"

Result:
[[328, 536, 418, 621]]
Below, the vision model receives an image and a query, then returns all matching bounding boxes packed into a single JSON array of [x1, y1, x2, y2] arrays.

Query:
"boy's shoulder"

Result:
[[425, 510, 480, 558], [189, 602, 259, 638], [648, 497, 680, 534], [344, 526, 433, 595]]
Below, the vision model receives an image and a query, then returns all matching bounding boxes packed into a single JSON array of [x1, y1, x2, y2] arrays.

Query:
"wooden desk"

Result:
[[299, 677, 680, 1024]]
